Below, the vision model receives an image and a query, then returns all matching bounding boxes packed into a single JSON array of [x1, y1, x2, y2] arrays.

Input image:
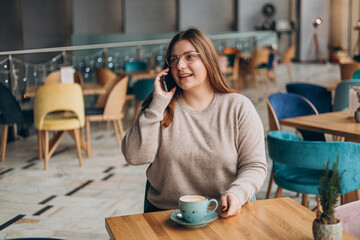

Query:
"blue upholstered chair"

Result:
[[124, 61, 147, 73], [266, 92, 325, 202], [352, 69, 360, 79], [286, 83, 332, 113], [123, 61, 148, 120], [267, 131, 360, 206], [333, 79, 360, 111], [0, 83, 33, 162], [133, 78, 154, 122]]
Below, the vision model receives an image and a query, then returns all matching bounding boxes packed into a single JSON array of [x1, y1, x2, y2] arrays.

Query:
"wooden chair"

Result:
[[34, 83, 85, 170], [243, 48, 270, 88], [45, 71, 84, 86], [339, 61, 360, 80], [279, 45, 295, 82], [266, 93, 326, 207], [85, 76, 128, 157], [94, 67, 123, 109]]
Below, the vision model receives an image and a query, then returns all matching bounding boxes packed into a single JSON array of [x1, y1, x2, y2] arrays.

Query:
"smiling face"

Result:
[[170, 40, 210, 93]]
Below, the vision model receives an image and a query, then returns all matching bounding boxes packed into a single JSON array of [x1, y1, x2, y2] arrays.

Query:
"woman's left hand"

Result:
[[219, 192, 241, 218]]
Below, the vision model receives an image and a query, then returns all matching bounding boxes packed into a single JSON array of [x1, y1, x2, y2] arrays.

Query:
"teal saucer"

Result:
[[169, 209, 218, 228]]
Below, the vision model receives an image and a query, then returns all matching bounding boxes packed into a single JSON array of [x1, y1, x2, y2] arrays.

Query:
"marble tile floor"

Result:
[[0, 63, 341, 239]]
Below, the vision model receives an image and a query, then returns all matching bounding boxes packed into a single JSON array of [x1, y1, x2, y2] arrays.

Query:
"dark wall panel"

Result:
[[0, 0, 23, 52]]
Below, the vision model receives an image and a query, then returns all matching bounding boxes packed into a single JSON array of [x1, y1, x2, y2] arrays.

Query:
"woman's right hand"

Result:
[[153, 68, 176, 99]]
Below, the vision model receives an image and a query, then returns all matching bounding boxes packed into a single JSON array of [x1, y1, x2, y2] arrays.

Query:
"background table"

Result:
[[105, 197, 356, 240], [24, 82, 106, 98], [280, 111, 360, 141]]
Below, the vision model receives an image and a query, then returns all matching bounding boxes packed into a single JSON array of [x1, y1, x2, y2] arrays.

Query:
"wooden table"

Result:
[[280, 111, 360, 142], [24, 82, 106, 98], [105, 197, 356, 240]]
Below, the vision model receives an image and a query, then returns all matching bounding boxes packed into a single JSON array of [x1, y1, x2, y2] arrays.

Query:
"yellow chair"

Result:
[[85, 76, 128, 157], [34, 83, 85, 170]]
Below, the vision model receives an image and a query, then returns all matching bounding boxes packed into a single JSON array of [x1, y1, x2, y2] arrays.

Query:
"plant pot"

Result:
[[312, 219, 342, 240], [355, 111, 360, 123]]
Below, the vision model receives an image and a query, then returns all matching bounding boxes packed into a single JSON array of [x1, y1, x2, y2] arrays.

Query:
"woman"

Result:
[[121, 28, 266, 218]]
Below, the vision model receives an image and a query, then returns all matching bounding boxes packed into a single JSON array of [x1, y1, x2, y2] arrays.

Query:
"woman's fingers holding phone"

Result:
[[154, 68, 176, 99]]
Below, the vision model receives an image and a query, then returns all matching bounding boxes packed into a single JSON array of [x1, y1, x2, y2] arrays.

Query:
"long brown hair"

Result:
[[143, 28, 237, 127]]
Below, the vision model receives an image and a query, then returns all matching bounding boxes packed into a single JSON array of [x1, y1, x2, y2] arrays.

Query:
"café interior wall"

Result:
[[296, 0, 329, 62], [2, 0, 358, 62], [0, 0, 23, 53]]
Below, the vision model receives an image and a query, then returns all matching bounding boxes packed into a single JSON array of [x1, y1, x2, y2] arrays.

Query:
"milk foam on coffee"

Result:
[[180, 195, 206, 202]]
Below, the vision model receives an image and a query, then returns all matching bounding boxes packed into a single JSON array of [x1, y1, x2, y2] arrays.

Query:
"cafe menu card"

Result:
[[349, 86, 360, 116], [60, 66, 74, 84]]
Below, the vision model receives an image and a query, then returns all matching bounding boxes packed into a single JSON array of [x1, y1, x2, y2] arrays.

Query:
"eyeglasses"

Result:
[[166, 52, 201, 67]]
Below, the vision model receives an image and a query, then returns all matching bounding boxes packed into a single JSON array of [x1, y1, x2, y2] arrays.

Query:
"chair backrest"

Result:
[[267, 131, 360, 194], [133, 78, 154, 101], [124, 61, 147, 73], [352, 68, 360, 79], [248, 48, 270, 69], [267, 92, 325, 141], [95, 68, 122, 108], [103, 76, 128, 117], [0, 83, 24, 124], [333, 79, 360, 111], [286, 83, 332, 113], [73, 71, 84, 87], [280, 45, 295, 64], [339, 61, 360, 80], [34, 83, 84, 129], [45, 71, 83, 86]]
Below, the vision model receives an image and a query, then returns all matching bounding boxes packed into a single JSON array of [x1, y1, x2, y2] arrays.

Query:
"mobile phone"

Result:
[[161, 75, 176, 92]]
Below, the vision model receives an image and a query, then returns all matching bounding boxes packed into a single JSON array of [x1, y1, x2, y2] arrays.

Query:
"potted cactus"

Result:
[[312, 155, 344, 240]]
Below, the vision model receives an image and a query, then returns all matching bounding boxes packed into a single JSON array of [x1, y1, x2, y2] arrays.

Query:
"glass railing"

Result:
[[0, 31, 277, 105]]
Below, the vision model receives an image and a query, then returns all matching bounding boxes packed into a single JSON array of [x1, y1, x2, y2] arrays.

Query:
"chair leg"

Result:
[[356, 189, 360, 200], [266, 167, 274, 199], [44, 131, 49, 170], [106, 120, 111, 130], [302, 194, 309, 208], [274, 187, 282, 198], [117, 119, 125, 139], [112, 120, 121, 147], [85, 120, 91, 157], [73, 128, 83, 167], [1, 124, 9, 162], [37, 130, 43, 161]]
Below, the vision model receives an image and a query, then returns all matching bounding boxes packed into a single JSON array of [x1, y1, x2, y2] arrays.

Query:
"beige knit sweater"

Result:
[[121, 92, 267, 210]]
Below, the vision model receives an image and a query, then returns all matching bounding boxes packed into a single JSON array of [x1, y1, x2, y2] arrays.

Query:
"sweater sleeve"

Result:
[[121, 93, 171, 165], [226, 98, 267, 205]]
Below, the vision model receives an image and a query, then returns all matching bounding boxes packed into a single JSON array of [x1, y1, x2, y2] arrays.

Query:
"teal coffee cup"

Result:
[[179, 195, 218, 223]]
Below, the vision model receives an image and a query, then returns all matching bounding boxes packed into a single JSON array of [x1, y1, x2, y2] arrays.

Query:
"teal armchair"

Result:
[[267, 131, 360, 205]]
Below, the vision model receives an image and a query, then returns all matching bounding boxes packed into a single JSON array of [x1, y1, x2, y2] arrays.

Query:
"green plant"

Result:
[[316, 153, 345, 224]]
